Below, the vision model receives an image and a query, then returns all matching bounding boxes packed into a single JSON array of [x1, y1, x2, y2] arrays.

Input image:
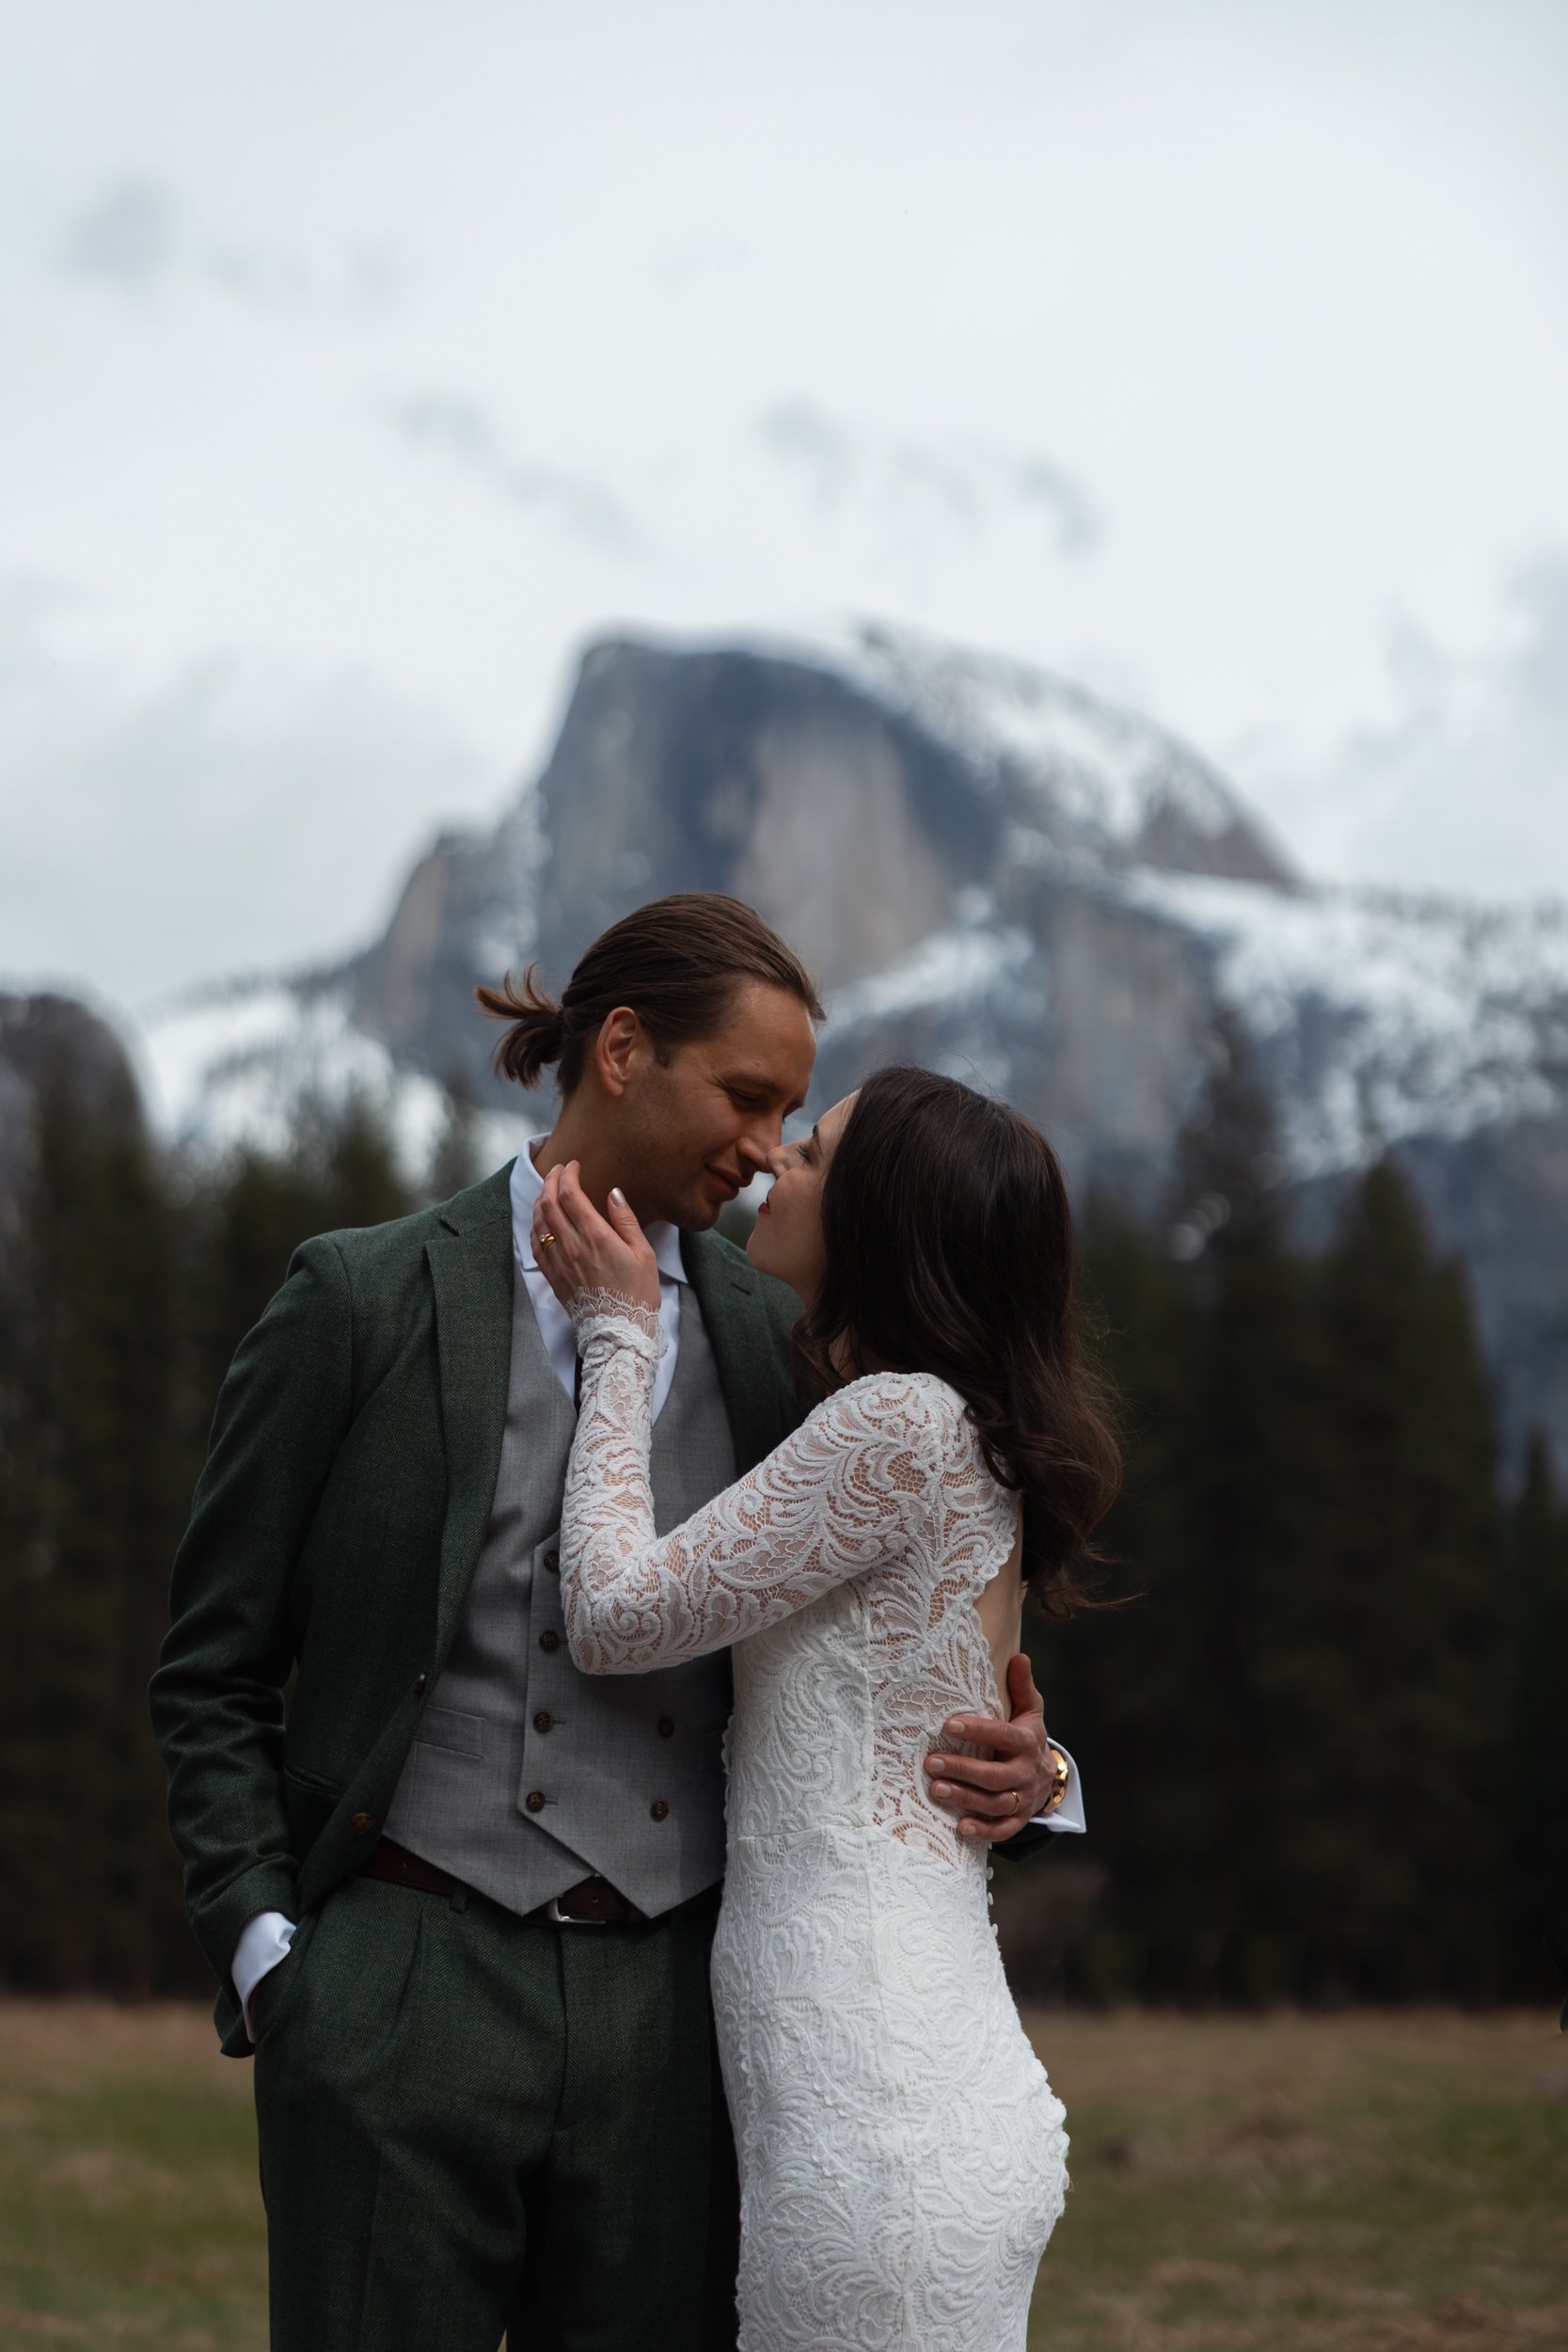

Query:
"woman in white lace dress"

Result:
[[532, 1066, 1119, 2352]]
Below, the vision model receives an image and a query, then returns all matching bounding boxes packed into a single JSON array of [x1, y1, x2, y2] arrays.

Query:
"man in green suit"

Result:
[[151, 894, 1078, 2352]]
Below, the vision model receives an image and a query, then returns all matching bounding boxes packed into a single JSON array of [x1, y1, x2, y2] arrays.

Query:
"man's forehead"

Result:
[[706, 988, 816, 1068]]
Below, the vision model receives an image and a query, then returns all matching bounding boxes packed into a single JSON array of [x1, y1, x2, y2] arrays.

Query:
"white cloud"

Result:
[[0, 581, 500, 1007], [56, 174, 409, 318], [386, 394, 647, 551], [3, 0, 1568, 1008], [756, 402, 1100, 555], [1240, 554, 1568, 903]]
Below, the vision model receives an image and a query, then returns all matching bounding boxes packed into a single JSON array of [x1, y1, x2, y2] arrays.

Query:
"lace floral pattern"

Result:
[[565, 1287, 666, 1350], [562, 1307, 1069, 2350]]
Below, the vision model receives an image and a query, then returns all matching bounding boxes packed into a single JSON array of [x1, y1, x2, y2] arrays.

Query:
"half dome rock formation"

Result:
[[135, 623, 1568, 1466]]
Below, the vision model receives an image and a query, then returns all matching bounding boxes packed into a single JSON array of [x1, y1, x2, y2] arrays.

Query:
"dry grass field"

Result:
[[1025, 2008, 1568, 2350], [0, 2001, 1562, 2349]]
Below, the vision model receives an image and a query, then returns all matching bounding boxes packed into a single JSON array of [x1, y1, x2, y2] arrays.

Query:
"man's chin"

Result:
[[670, 1189, 723, 1233]]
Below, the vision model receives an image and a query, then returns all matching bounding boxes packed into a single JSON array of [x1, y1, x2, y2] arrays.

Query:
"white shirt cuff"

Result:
[[1033, 1740, 1085, 1835], [233, 1910, 296, 2036]]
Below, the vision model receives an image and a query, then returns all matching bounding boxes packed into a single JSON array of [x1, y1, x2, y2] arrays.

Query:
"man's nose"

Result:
[[737, 1127, 780, 1181]]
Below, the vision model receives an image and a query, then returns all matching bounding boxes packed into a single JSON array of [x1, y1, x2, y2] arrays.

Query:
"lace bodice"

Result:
[[561, 1295, 1069, 2349], [562, 1298, 1020, 1859]]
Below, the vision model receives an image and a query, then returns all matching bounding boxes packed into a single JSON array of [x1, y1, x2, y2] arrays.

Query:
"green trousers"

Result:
[[251, 1873, 739, 2352]]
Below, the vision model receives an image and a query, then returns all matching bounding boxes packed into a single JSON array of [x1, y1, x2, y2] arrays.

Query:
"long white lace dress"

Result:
[[560, 1295, 1069, 2352]]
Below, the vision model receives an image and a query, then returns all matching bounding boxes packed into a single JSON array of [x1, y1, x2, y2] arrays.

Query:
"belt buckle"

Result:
[[546, 1895, 608, 1928]]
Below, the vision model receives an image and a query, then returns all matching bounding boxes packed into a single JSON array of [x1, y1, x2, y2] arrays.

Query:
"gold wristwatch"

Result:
[[1039, 1744, 1070, 1817]]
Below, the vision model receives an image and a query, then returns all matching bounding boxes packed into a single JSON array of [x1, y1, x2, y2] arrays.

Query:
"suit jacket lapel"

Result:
[[427, 1164, 516, 1661], [683, 1231, 797, 1473]]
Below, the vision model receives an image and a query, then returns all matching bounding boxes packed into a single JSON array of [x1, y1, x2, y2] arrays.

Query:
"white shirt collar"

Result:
[[510, 1136, 689, 1285]]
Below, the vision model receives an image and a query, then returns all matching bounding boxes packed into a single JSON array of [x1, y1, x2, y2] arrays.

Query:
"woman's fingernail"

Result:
[[610, 1186, 625, 1203]]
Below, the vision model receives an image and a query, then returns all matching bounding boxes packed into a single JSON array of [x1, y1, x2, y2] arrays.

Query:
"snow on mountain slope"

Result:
[[1120, 869, 1568, 1176], [821, 907, 1036, 1035], [140, 976, 522, 1179], [845, 622, 1295, 885]]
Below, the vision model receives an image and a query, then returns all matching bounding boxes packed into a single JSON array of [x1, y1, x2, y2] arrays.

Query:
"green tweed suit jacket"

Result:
[[150, 1163, 801, 2055]]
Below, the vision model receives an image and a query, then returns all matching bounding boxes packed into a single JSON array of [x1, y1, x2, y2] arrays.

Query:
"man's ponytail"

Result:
[[474, 966, 568, 1089]]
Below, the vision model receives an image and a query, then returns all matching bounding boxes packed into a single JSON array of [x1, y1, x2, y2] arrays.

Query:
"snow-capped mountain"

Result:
[[111, 624, 1568, 1463]]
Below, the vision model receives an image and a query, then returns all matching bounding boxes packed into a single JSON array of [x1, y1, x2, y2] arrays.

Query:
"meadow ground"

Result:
[[0, 2002, 1562, 2349]]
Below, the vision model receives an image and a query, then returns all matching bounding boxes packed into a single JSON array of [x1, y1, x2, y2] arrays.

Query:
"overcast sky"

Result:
[[4, 0, 1567, 1011]]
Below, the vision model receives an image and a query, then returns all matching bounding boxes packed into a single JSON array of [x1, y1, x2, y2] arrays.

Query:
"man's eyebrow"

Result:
[[722, 1069, 806, 1101]]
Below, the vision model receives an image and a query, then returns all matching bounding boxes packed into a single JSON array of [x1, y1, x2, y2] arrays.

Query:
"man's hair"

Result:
[[476, 893, 825, 1094]]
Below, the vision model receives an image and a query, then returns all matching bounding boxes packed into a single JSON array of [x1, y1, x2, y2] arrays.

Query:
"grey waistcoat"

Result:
[[383, 1271, 738, 1917]]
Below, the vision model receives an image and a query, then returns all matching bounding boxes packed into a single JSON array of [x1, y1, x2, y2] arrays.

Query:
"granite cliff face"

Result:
[[0, 993, 144, 1248], [135, 624, 1568, 1464], [334, 629, 1294, 1148]]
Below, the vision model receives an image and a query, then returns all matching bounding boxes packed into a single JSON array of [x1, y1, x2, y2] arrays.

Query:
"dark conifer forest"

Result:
[[1, 1046, 1564, 2008]]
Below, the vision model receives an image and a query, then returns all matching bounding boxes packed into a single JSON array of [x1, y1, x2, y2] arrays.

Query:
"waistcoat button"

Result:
[[533, 1711, 554, 1734], [539, 1630, 561, 1653], [413, 1673, 427, 1695], [525, 1790, 547, 1813], [657, 1718, 675, 1739], [544, 1549, 561, 1573], [650, 1799, 670, 1821], [352, 1812, 377, 1836]]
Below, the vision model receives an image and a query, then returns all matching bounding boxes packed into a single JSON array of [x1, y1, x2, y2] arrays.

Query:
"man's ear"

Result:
[[594, 1006, 646, 1100]]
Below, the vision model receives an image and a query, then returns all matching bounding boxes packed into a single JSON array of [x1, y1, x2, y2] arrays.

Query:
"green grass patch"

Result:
[[0, 2004, 265, 2347], [1025, 2009, 1568, 2348], [1, 2002, 1562, 2348]]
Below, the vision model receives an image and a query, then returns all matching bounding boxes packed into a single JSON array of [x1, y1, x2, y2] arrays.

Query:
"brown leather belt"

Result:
[[359, 1838, 645, 1925]]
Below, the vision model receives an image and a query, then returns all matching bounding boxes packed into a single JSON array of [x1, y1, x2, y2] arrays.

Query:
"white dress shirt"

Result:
[[510, 1136, 689, 1421], [230, 1144, 1083, 2029]]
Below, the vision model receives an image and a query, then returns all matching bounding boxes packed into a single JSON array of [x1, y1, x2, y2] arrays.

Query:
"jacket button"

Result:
[[544, 1549, 561, 1573], [539, 1629, 561, 1653], [650, 1799, 670, 1821], [525, 1790, 547, 1813], [413, 1673, 427, 1695], [657, 1718, 675, 1739], [533, 1710, 554, 1734], [352, 1812, 377, 1836]]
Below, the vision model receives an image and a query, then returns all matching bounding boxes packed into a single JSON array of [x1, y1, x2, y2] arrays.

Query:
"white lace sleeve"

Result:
[[565, 1287, 666, 1352], [560, 1361, 949, 1675]]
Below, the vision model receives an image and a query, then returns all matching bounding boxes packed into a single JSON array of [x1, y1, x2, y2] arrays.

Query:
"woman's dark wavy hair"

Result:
[[794, 1066, 1121, 1616]]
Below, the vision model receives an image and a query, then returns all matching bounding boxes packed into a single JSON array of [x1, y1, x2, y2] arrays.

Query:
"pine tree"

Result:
[[0, 1063, 189, 1993], [317, 1093, 414, 1235], [1147, 1018, 1333, 1999], [1314, 1158, 1505, 1998], [188, 1146, 326, 1430], [1507, 1432, 1568, 2000], [1038, 1020, 1340, 2006], [426, 1082, 484, 1204], [191, 1092, 417, 1422], [1047, 1191, 1198, 2002]]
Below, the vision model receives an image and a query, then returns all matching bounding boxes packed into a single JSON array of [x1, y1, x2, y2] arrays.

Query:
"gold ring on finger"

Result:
[[538, 1231, 557, 1250]]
